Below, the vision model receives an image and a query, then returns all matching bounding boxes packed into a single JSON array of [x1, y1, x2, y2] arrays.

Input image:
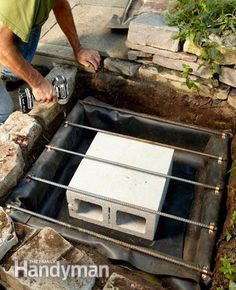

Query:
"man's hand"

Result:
[[75, 48, 101, 71], [32, 78, 57, 103], [53, 1, 101, 71]]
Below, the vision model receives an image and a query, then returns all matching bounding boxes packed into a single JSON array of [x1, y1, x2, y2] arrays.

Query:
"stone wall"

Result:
[[104, 1, 236, 109]]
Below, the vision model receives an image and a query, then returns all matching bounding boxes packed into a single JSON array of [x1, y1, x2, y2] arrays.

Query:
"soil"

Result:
[[76, 70, 236, 133], [2, 70, 235, 289]]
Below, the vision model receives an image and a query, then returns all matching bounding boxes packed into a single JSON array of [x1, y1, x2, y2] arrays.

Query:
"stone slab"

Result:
[[213, 85, 230, 101], [127, 13, 179, 52], [1, 228, 96, 290], [0, 112, 42, 152], [67, 132, 174, 239], [41, 0, 128, 38], [40, 5, 128, 59], [228, 88, 236, 109], [153, 54, 211, 79], [0, 142, 24, 199], [220, 67, 236, 88], [126, 40, 197, 62], [103, 272, 164, 290], [0, 208, 18, 261], [9, 227, 72, 262], [138, 64, 230, 100], [128, 50, 153, 61], [104, 58, 141, 76]]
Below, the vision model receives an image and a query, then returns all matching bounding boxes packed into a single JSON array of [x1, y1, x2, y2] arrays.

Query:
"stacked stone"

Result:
[[105, 0, 236, 107]]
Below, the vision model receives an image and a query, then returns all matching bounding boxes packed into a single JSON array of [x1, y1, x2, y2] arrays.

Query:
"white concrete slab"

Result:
[[40, 5, 128, 59]]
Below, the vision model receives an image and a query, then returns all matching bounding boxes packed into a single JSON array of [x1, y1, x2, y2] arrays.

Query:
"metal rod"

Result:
[[28, 175, 217, 232], [80, 100, 233, 138], [65, 122, 226, 162], [6, 203, 213, 277], [46, 145, 221, 192]]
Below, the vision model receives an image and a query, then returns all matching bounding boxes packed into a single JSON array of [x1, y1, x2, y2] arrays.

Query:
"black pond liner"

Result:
[[7, 97, 230, 290]]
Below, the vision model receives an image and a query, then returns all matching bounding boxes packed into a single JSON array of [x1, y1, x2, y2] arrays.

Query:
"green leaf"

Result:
[[229, 280, 236, 290], [226, 230, 232, 242], [212, 63, 222, 75]]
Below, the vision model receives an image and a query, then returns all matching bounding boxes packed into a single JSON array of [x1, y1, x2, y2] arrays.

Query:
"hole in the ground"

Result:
[[6, 95, 232, 290]]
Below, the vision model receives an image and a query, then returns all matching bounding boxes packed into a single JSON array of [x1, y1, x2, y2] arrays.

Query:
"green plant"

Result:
[[182, 64, 199, 91], [220, 257, 236, 282], [224, 211, 236, 242], [165, 0, 236, 89]]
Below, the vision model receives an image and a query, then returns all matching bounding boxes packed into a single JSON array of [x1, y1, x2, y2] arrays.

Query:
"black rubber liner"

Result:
[[7, 97, 230, 290]]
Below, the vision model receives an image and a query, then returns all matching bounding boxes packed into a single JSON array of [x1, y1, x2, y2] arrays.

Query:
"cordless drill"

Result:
[[18, 75, 69, 114]]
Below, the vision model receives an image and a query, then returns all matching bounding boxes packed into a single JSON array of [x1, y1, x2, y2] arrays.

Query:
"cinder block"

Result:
[[67, 132, 174, 240]]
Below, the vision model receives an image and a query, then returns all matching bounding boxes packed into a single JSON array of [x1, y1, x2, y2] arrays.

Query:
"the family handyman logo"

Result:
[[13, 260, 110, 281]]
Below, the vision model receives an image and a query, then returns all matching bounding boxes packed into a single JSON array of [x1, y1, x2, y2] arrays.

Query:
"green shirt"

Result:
[[0, 0, 58, 42]]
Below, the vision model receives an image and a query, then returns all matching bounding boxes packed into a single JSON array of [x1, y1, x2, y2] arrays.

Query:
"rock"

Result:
[[220, 67, 236, 88], [184, 37, 236, 65], [126, 41, 197, 62], [104, 58, 140, 76], [128, 50, 153, 61], [29, 65, 77, 127], [127, 13, 180, 52], [218, 46, 236, 65], [183, 38, 203, 57], [103, 272, 164, 290], [209, 34, 236, 65], [1, 227, 96, 290], [138, 65, 160, 80], [153, 55, 211, 79], [213, 85, 230, 100], [0, 112, 42, 152], [228, 88, 236, 109], [0, 142, 24, 199], [0, 208, 18, 261], [9, 227, 72, 262], [138, 65, 230, 100]]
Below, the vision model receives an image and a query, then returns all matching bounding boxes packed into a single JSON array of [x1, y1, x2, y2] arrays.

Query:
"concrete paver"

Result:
[[81, 0, 129, 7], [39, 1, 129, 59]]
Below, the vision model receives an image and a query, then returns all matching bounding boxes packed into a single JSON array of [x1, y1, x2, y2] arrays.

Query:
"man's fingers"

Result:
[[80, 60, 92, 68], [89, 58, 99, 70], [94, 54, 101, 64]]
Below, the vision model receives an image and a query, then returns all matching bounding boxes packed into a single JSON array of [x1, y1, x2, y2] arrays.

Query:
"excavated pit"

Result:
[[2, 69, 236, 289]]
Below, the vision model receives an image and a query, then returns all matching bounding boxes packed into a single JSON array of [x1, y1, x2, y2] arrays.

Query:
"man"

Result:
[[0, 0, 101, 123]]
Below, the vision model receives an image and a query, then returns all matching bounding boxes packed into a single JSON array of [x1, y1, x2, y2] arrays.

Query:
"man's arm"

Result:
[[0, 24, 56, 102], [53, 0, 101, 70]]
